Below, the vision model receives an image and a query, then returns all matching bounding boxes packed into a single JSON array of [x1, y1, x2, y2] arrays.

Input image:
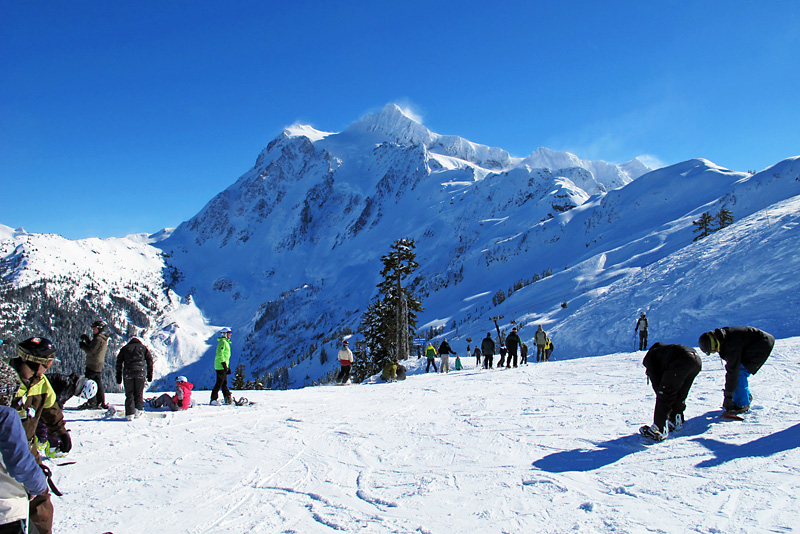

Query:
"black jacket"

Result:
[[505, 332, 521, 353], [481, 336, 495, 356], [438, 340, 455, 355], [714, 327, 774, 394], [642, 343, 701, 389], [116, 338, 154, 383]]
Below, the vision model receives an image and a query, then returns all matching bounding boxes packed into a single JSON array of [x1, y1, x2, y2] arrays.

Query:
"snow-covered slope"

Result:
[[1, 103, 798, 391], [53, 336, 800, 533]]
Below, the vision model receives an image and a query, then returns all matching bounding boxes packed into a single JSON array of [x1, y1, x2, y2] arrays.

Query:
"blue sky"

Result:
[[1, 1, 798, 239]]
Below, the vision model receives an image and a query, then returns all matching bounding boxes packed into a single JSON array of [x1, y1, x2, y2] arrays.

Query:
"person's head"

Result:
[[91, 320, 107, 334], [76, 376, 98, 400], [13, 337, 58, 382], [486, 332, 491, 338], [641, 312, 646, 317], [176, 376, 188, 383], [698, 331, 719, 355], [512, 327, 517, 333], [219, 327, 232, 338], [343, 340, 349, 347], [537, 325, 543, 330]]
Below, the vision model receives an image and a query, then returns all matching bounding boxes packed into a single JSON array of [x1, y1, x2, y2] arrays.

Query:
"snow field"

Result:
[[51, 338, 800, 533]]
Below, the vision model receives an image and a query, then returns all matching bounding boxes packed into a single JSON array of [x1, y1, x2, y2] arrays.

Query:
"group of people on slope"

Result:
[[0, 320, 198, 533], [423, 338, 462, 373], [476, 325, 553, 370], [639, 325, 774, 442]]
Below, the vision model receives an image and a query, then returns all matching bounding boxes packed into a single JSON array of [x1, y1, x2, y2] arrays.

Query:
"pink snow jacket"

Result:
[[173, 381, 193, 410]]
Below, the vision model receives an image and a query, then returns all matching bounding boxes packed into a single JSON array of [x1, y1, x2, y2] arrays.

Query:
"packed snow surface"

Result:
[[54, 337, 800, 533]]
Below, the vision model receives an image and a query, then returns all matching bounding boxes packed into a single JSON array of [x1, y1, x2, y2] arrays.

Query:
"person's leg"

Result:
[[211, 370, 225, 401], [732, 367, 752, 408], [124, 377, 136, 415]]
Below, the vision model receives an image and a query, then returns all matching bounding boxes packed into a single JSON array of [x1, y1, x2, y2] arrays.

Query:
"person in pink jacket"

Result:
[[150, 376, 194, 411]]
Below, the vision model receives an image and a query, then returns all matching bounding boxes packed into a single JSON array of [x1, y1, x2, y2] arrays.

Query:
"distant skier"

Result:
[[116, 337, 154, 419], [424, 343, 438, 373], [534, 325, 548, 362], [210, 328, 233, 404], [473, 346, 482, 368], [520, 343, 529, 365], [497, 345, 507, 368], [481, 333, 495, 369], [639, 343, 702, 442], [505, 328, 521, 368], [438, 339, 455, 373], [336, 339, 354, 384], [77, 319, 110, 410], [699, 327, 775, 415], [544, 338, 554, 361], [635, 312, 649, 351]]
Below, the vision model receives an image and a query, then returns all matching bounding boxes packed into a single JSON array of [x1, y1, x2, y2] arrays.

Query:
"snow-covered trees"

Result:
[[693, 208, 735, 241]]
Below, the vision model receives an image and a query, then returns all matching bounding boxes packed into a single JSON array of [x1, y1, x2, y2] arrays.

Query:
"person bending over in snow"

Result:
[[699, 327, 774, 415], [35, 373, 96, 458], [150, 376, 194, 411], [639, 343, 702, 442]]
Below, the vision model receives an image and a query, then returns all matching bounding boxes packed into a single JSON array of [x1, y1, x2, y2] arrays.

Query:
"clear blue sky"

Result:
[[1, 1, 798, 239]]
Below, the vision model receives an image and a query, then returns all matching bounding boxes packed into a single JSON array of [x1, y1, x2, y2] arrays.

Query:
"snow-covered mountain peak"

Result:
[[346, 103, 436, 147], [284, 123, 333, 143]]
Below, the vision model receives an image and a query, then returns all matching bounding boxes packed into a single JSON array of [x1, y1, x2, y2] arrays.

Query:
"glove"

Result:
[[723, 391, 735, 410], [58, 432, 72, 453], [80, 334, 90, 343], [226, 367, 232, 375]]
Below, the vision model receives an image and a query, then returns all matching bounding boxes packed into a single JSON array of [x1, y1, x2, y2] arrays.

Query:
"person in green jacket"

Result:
[[210, 328, 233, 405], [424, 343, 438, 373]]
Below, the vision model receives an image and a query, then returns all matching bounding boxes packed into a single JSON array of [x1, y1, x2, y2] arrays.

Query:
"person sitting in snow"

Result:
[[639, 343, 702, 442], [698, 327, 774, 415], [150, 376, 194, 411], [381, 360, 398, 382], [396, 362, 407, 381]]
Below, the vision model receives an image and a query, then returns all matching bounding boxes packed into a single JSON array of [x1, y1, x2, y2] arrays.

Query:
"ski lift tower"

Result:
[[490, 315, 505, 344]]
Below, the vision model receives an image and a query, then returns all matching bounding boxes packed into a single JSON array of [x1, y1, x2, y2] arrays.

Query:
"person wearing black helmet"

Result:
[[7, 337, 71, 534], [698, 327, 775, 415], [77, 319, 110, 410]]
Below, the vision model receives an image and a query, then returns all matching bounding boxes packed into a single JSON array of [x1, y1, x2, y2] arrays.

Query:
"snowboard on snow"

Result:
[[720, 410, 747, 421]]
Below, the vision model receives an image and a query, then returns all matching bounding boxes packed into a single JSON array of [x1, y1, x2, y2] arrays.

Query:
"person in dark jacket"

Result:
[[505, 328, 521, 368], [699, 326, 774, 414], [520, 343, 528, 365], [115, 338, 154, 419], [639, 343, 702, 441], [472, 346, 482, 368], [481, 333, 495, 369], [635, 312, 649, 351], [78, 320, 110, 410], [438, 339, 456, 373]]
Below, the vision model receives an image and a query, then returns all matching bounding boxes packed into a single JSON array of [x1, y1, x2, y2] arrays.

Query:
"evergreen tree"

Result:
[[356, 238, 423, 382], [692, 212, 715, 241], [232, 364, 247, 390], [717, 208, 734, 230]]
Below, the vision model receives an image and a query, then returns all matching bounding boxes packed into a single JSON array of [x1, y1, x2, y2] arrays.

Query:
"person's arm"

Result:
[[0, 406, 47, 495]]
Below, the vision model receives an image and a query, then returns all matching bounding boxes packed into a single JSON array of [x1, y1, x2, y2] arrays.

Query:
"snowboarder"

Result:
[[635, 312, 649, 351], [115, 337, 154, 419], [698, 327, 775, 415], [481, 333, 495, 369], [150, 376, 194, 411], [424, 343, 438, 373], [535, 325, 548, 362], [505, 328, 521, 368], [639, 343, 702, 442], [77, 319, 110, 410], [520, 343, 529, 365], [210, 328, 233, 404], [336, 339, 354, 384], [6, 337, 72, 534], [438, 339, 455, 373]]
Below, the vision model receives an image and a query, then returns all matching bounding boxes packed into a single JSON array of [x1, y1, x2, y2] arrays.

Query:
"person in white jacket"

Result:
[[336, 340, 354, 384]]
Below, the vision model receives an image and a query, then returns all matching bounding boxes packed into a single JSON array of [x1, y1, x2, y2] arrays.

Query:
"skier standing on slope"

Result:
[[639, 343, 702, 442], [210, 328, 233, 404], [116, 337, 154, 418], [438, 339, 455, 373], [77, 320, 110, 410], [424, 343, 438, 373], [505, 328, 521, 368], [336, 340, 354, 384], [481, 333, 495, 369], [635, 312, 649, 351], [698, 327, 774, 415], [473, 346, 482, 368], [534, 325, 548, 362]]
